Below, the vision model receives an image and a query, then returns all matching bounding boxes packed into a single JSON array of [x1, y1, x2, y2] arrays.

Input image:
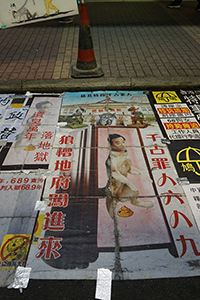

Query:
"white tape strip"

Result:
[[34, 200, 48, 211], [161, 138, 171, 145], [22, 106, 29, 110], [7, 266, 31, 292], [55, 126, 62, 133], [177, 177, 190, 185], [22, 170, 31, 175], [95, 268, 112, 300]]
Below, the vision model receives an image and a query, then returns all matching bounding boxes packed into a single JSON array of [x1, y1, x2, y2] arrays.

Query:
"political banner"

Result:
[[148, 90, 200, 140], [1, 90, 200, 285], [25, 91, 200, 280]]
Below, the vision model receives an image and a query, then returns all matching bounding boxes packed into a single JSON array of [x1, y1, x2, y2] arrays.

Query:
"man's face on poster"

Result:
[[111, 137, 126, 153]]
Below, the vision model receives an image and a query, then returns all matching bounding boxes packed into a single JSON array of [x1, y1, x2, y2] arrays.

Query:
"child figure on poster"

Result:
[[44, 0, 59, 17], [105, 134, 153, 219]]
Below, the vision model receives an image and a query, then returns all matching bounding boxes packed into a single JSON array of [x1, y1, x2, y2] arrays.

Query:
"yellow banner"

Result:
[[153, 91, 182, 103]]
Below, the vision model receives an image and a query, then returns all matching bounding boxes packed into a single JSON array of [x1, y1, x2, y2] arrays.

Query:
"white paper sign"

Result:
[[183, 184, 200, 233]]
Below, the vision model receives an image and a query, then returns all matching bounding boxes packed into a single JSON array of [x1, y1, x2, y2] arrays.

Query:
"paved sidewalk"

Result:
[[0, 1, 200, 92]]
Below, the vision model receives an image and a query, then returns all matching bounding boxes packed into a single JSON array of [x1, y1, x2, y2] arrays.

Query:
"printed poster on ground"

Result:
[[0, 91, 200, 284], [0, 0, 78, 28]]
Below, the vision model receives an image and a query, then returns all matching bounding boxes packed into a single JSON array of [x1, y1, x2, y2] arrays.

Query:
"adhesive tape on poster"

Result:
[[34, 201, 48, 211], [95, 268, 112, 300], [55, 126, 62, 133], [161, 138, 171, 144], [7, 266, 31, 292], [22, 170, 31, 175], [22, 106, 29, 110], [177, 177, 190, 185]]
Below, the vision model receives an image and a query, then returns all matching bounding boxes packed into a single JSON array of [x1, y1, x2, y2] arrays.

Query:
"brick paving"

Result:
[[0, 1, 200, 81]]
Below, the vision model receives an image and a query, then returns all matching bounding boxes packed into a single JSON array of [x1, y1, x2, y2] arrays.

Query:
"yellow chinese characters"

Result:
[[176, 146, 200, 176]]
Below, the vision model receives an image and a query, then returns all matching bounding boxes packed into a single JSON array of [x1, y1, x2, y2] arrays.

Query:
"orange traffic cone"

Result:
[[71, 3, 104, 78]]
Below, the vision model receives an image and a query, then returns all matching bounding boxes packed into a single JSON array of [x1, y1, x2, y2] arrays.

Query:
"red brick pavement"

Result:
[[0, 2, 200, 81]]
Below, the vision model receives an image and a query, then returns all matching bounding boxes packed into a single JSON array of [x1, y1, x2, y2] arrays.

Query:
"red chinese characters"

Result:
[[38, 141, 51, 150], [23, 112, 44, 142], [0, 177, 44, 190], [157, 107, 190, 115], [161, 190, 185, 205], [146, 131, 197, 258], [48, 193, 69, 208], [43, 212, 66, 231], [157, 173, 177, 187], [169, 210, 193, 229], [147, 134, 171, 170], [164, 122, 200, 130], [54, 160, 71, 172], [41, 131, 54, 140], [23, 108, 54, 164], [34, 152, 49, 162], [59, 135, 74, 145], [50, 175, 71, 190], [36, 135, 74, 260], [56, 148, 72, 157], [36, 236, 63, 259], [176, 235, 200, 257]]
